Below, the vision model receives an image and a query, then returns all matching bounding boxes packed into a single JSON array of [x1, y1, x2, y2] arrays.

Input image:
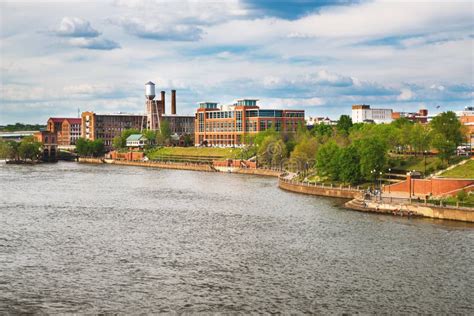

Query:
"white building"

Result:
[[352, 105, 393, 124], [126, 134, 148, 148]]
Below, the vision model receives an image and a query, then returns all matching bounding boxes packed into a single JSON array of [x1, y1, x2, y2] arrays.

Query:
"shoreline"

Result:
[[79, 157, 474, 223]]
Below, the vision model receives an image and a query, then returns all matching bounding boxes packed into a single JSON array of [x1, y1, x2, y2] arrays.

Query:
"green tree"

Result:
[[18, 137, 41, 161], [290, 135, 318, 169], [430, 111, 464, 145], [0, 141, 16, 160], [356, 137, 387, 180], [337, 146, 361, 184], [76, 138, 89, 156], [90, 139, 105, 157], [112, 136, 123, 150], [336, 115, 353, 134], [311, 124, 333, 138], [316, 141, 341, 180], [410, 123, 432, 155], [156, 120, 172, 146], [431, 133, 456, 165]]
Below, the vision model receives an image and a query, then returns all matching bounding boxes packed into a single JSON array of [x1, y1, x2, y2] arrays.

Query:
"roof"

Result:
[[145, 81, 155, 85], [48, 117, 80, 123], [126, 134, 146, 141], [65, 118, 81, 124]]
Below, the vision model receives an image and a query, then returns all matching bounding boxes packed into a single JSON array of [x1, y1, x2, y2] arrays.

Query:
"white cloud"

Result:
[[54, 17, 100, 37], [68, 37, 120, 50], [397, 88, 414, 101]]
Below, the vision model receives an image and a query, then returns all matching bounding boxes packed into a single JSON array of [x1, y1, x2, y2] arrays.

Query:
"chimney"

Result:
[[171, 89, 176, 115], [161, 91, 166, 114]]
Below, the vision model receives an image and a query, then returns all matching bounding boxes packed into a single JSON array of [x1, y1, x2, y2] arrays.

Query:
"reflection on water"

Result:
[[0, 162, 473, 313]]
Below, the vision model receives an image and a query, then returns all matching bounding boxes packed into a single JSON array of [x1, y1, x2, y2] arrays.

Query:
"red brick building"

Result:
[[46, 117, 82, 146], [195, 99, 305, 147]]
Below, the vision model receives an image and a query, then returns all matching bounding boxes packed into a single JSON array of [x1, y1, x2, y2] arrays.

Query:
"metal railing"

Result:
[[279, 176, 363, 192]]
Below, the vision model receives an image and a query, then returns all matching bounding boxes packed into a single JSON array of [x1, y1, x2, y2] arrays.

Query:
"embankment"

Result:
[[278, 177, 362, 199], [79, 157, 215, 172], [345, 199, 474, 223]]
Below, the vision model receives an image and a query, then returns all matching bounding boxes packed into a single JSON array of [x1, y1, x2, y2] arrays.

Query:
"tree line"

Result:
[[0, 137, 42, 161], [250, 111, 466, 185]]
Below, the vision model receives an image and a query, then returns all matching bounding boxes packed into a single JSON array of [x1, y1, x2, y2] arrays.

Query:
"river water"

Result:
[[0, 162, 473, 314]]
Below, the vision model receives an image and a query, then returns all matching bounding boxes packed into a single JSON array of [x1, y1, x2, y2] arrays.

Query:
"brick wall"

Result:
[[385, 176, 474, 197]]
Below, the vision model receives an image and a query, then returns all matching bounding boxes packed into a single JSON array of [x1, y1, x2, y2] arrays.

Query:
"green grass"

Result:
[[439, 159, 474, 179], [146, 147, 245, 160], [388, 155, 467, 175]]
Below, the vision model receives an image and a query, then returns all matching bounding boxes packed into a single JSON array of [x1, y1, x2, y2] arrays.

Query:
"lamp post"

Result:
[[423, 150, 427, 178], [388, 168, 391, 193]]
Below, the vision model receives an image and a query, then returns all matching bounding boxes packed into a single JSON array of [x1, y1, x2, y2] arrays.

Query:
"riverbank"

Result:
[[278, 177, 363, 199], [345, 198, 474, 223], [79, 157, 216, 172]]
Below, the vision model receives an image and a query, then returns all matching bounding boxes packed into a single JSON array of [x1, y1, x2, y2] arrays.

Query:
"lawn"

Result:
[[146, 146, 245, 159], [389, 154, 467, 175], [439, 159, 474, 179]]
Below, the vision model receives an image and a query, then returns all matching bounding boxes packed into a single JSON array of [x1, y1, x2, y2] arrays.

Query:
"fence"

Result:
[[279, 176, 363, 192]]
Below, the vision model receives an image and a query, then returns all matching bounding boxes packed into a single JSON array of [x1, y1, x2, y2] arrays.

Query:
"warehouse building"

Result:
[[195, 99, 305, 147]]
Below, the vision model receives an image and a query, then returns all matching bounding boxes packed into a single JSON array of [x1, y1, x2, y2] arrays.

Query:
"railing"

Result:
[[366, 194, 474, 210], [279, 176, 363, 192]]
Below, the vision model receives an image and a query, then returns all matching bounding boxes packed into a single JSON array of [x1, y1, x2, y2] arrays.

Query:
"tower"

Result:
[[145, 81, 163, 131]]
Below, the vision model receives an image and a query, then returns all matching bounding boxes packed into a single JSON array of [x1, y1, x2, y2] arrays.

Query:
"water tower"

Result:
[[145, 81, 155, 100]]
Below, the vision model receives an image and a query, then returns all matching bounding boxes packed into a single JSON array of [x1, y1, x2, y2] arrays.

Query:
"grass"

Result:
[[388, 155, 467, 175], [146, 146, 245, 160], [439, 159, 474, 179]]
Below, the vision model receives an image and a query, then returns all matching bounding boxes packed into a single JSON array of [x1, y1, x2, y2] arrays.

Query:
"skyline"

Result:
[[1, 0, 473, 124]]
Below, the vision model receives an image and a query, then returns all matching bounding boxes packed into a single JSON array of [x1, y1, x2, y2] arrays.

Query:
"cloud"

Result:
[[397, 88, 414, 101], [242, 0, 360, 19], [54, 17, 100, 38], [68, 38, 121, 50], [111, 17, 203, 41]]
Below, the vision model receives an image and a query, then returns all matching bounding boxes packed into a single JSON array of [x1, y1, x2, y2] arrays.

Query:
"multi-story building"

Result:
[[306, 116, 337, 126], [195, 99, 305, 147], [81, 112, 147, 148], [457, 106, 474, 149], [46, 117, 82, 146], [392, 108, 429, 123], [352, 105, 393, 124]]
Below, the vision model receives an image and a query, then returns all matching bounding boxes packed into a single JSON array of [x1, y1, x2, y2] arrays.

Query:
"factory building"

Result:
[[81, 82, 194, 149], [352, 105, 393, 124], [144, 82, 194, 138], [194, 99, 305, 147], [81, 111, 146, 148], [457, 106, 474, 150], [46, 117, 81, 146]]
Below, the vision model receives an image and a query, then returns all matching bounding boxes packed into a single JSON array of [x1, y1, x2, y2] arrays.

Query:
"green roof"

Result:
[[126, 134, 146, 141]]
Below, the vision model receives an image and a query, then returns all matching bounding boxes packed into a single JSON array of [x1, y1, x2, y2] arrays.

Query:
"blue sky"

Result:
[[0, 0, 473, 124]]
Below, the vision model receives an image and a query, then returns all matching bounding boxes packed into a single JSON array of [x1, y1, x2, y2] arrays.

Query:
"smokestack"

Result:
[[171, 89, 176, 115], [161, 91, 166, 114]]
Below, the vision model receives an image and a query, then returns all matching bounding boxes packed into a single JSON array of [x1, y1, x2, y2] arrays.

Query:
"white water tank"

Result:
[[145, 81, 155, 100]]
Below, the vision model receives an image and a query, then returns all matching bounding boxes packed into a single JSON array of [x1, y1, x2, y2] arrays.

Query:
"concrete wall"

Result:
[[359, 200, 474, 223], [385, 176, 474, 197], [235, 168, 281, 177], [279, 179, 362, 199]]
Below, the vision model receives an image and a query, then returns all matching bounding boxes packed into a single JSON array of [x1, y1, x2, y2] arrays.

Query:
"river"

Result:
[[0, 162, 472, 313]]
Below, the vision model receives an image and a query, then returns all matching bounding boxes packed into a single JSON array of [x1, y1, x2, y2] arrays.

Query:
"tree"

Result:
[[0, 141, 16, 160], [90, 139, 105, 157], [337, 115, 353, 134], [76, 138, 89, 156], [112, 136, 123, 150], [431, 133, 456, 165], [409, 123, 432, 155], [290, 135, 318, 170], [18, 137, 41, 161], [156, 120, 172, 146], [355, 137, 387, 180], [430, 111, 464, 146], [316, 141, 340, 180], [311, 124, 333, 138], [337, 146, 361, 184]]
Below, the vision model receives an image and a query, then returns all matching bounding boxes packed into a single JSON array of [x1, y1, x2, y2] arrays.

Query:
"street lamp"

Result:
[[388, 168, 391, 193], [423, 150, 428, 178]]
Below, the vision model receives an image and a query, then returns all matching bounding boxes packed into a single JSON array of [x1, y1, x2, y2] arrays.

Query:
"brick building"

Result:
[[194, 99, 305, 147], [457, 106, 474, 149], [46, 117, 82, 146], [34, 130, 58, 162], [392, 108, 429, 123], [81, 112, 147, 148]]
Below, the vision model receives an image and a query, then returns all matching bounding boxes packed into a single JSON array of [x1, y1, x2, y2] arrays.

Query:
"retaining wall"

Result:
[[385, 176, 474, 197], [279, 178, 362, 199]]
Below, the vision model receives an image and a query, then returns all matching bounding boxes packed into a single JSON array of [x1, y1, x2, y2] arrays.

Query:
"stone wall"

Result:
[[279, 178, 362, 199], [234, 168, 281, 177]]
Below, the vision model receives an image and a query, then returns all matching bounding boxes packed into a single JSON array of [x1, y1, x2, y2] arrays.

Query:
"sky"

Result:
[[0, 0, 473, 124]]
